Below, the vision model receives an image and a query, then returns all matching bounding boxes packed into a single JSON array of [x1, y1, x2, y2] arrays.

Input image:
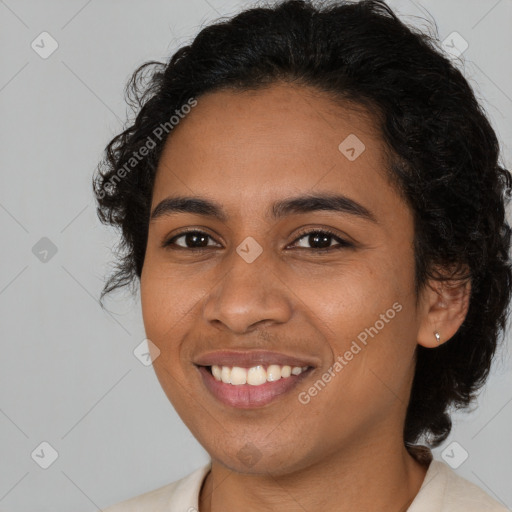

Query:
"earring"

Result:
[[434, 331, 441, 344]]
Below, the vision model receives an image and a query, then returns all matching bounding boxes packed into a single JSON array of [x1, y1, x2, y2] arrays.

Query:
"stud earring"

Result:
[[434, 331, 441, 344]]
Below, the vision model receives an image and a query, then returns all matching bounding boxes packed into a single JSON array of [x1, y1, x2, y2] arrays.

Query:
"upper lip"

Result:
[[194, 350, 318, 368]]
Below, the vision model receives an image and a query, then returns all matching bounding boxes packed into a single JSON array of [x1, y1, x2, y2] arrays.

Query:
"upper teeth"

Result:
[[211, 364, 308, 385]]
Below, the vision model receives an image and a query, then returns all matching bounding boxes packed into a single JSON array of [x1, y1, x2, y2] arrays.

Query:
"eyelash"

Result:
[[162, 227, 354, 252]]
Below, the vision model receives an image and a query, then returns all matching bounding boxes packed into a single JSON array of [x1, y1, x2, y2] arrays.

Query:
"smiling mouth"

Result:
[[208, 363, 310, 385], [197, 364, 314, 408]]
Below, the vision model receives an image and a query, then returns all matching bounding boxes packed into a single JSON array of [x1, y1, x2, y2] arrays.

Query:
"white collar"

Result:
[[104, 458, 507, 511]]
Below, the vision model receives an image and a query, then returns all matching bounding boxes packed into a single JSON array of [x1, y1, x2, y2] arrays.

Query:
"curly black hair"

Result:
[[92, 0, 512, 447]]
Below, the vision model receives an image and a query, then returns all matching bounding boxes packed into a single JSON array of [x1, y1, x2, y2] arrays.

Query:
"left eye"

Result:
[[290, 229, 353, 250]]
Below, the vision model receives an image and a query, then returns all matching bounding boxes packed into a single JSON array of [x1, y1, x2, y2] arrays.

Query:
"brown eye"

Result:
[[290, 229, 353, 251], [163, 230, 220, 249]]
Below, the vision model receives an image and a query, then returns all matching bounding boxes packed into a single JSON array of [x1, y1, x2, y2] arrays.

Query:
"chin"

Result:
[[200, 434, 317, 477]]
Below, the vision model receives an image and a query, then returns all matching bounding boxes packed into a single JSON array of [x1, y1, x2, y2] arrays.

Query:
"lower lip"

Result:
[[198, 366, 312, 409]]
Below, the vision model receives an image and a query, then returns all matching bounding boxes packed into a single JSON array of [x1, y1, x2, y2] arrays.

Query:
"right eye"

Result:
[[162, 230, 221, 250]]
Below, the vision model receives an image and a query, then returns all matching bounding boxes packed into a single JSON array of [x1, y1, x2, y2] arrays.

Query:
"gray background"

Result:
[[0, 0, 511, 510]]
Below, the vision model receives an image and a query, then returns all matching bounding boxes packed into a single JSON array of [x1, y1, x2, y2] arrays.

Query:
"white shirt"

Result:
[[102, 458, 508, 511]]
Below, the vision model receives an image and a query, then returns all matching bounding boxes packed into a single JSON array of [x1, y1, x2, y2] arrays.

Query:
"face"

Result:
[[140, 82, 427, 475]]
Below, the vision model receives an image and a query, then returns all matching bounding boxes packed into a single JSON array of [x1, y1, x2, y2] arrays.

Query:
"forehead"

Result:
[[152, 82, 402, 222]]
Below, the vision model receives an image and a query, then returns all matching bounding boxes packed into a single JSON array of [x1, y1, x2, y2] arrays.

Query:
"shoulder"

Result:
[[102, 463, 211, 512], [436, 461, 508, 511], [409, 459, 508, 512]]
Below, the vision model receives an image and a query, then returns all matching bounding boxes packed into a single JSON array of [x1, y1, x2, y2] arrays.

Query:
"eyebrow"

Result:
[[150, 193, 377, 224]]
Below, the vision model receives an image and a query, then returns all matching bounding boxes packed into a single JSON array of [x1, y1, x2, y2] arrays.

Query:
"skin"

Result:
[[140, 82, 470, 512]]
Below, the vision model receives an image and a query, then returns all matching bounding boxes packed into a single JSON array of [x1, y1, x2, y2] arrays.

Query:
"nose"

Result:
[[202, 246, 293, 335]]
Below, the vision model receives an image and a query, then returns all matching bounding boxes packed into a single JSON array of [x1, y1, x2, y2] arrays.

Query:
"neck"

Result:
[[199, 436, 429, 512]]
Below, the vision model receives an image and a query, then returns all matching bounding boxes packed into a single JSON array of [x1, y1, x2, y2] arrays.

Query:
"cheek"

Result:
[[141, 255, 189, 327], [140, 265, 197, 411], [298, 247, 418, 393], [140, 259, 211, 368], [140, 266, 166, 338], [140, 261, 184, 359], [296, 256, 404, 340]]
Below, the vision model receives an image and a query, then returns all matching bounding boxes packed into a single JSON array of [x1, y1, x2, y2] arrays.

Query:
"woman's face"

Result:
[[140, 82, 428, 474]]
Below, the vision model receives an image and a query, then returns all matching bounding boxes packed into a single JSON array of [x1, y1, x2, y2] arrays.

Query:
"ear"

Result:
[[417, 267, 471, 348]]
